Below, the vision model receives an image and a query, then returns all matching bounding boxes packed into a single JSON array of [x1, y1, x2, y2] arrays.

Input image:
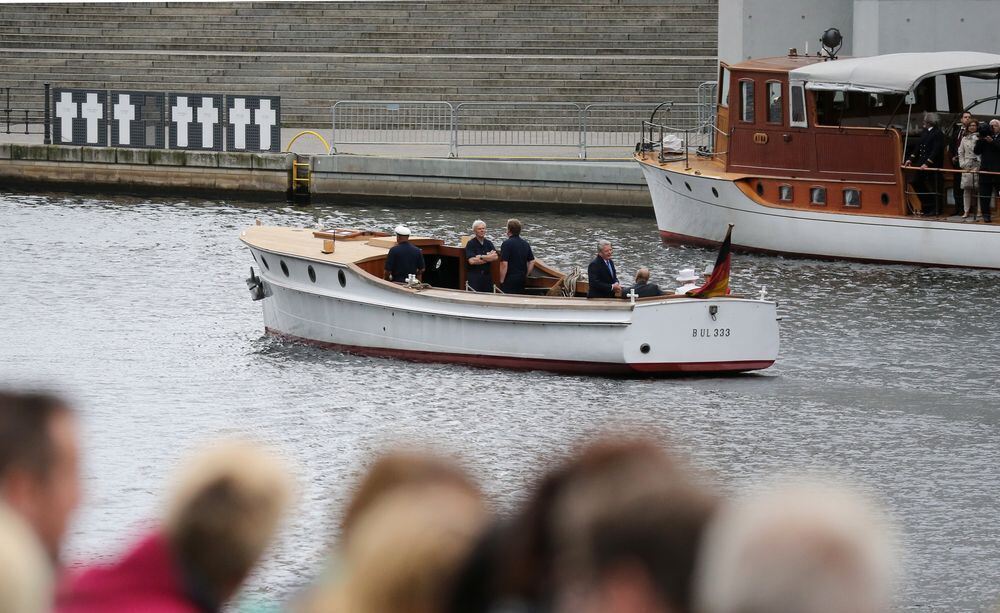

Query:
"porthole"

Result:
[[308, 265, 316, 283], [756, 182, 764, 196], [665, 175, 673, 185], [640, 343, 651, 354], [711, 187, 719, 198], [261, 256, 269, 270], [843, 188, 861, 208], [810, 186, 827, 206], [779, 184, 794, 202], [685, 182, 692, 192], [338, 270, 347, 287], [280, 260, 289, 277], [881, 192, 890, 206]]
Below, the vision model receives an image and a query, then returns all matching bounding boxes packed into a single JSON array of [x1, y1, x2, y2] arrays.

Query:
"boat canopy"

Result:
[[787, 51, 1000, 94]]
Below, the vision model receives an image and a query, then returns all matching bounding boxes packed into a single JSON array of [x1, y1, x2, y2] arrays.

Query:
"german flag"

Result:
[[687, 224, 733, 298]]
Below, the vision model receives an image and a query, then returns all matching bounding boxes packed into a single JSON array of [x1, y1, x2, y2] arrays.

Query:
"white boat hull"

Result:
[[246, 247, 779, 375], [639, 161, 1000, 269]]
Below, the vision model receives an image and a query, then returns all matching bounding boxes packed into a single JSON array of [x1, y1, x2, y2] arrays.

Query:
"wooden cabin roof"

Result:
[[728, 54, 830, 74]]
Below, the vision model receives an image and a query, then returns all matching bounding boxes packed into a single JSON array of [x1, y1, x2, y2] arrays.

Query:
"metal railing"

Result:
[[2, 85, 47, 136], [330, 97, 710, 159]]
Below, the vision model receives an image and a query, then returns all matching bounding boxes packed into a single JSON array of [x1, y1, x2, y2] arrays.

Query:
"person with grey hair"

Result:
[[695, 480, 897, 613], [464, 219, 498, 292], [586, 240, 621, 298], [905, 111, 946, 215]]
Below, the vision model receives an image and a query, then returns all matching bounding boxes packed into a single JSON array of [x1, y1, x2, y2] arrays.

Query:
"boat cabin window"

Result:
[[843, 188, 861, 208], [719, 65, 731, 107], [739, 79, 755, 123], [790, 84, 807, 128], [810, 186, 827, 206], [815, 90, 907, 128], [778, 184, 794, 202], [766, 81, 783, 124]]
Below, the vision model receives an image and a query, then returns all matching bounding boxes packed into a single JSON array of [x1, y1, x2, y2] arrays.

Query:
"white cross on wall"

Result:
[[229, 98, 251, 150], [55, 92, 77, 143], [172, 96, 193, 148], [254, 99, 276, 151], [196, 97, 218, 148], [113, 94, 135, 146], [80, 93, 104, 144]]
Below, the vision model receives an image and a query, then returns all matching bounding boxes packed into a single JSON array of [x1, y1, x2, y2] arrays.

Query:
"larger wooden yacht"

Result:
[[635, 48, 1000, 268]]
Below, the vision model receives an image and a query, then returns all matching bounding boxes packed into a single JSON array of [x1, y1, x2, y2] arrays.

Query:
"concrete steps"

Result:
[[0, 0, 718, 127]]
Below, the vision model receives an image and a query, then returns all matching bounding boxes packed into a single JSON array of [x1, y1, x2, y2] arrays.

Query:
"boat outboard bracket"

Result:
[[246, 266, 266, 301]]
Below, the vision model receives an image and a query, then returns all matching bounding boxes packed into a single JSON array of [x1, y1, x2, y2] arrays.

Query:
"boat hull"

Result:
[[639, 160, 1000, 269], [247, 247, 779, 376]]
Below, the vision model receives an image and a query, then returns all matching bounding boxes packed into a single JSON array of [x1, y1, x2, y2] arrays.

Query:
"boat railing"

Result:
[[900, 165, 1000, 217], [638, 120, 718, 168], [330, 100, 704, 159]]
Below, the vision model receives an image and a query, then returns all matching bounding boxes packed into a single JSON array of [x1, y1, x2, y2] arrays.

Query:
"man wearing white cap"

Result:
[[674, 267, 702, 295], [384, 225, 425, 283]]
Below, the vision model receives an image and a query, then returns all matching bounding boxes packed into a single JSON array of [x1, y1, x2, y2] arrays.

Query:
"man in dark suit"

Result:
[[587, 240, 621, 298], [974, 119, 1000, 223], [905, 112, 946, 216], [626, 267, 663, 298]]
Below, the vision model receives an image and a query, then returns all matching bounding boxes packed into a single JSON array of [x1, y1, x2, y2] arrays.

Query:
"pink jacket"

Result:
[[57, 532, 213, 613]]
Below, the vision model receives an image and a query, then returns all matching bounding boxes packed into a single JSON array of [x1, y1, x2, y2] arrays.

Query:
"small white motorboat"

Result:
[[240, 225, 780, 375]]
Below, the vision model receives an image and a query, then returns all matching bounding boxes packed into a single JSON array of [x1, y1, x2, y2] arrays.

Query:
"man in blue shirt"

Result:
[[587, 239, 621, 298], [383, 225, 425, 283], [499, 218, 535, 294], [464, 219, 498, 292]]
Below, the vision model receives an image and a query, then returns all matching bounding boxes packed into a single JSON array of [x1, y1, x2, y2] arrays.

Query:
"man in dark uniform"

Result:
[[383, 225, 425, 283], [587, 239, 621, 298], [499, 218, 535, 294], [904, 112, 946, 216], [464, 219, 498, 292], [974, 119, 1000, 224]]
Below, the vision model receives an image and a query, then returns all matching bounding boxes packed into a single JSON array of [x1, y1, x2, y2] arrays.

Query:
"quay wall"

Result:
[[0, 144, 650, 210]]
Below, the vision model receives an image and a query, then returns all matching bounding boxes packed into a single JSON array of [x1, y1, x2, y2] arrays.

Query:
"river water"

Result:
[[1, 189, 998, 610]]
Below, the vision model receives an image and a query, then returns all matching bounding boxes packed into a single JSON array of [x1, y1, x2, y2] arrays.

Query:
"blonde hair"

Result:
[[317, 483, 488, 613], [164, 440, 294, 603], [0, 504, 51, 613], [695, 480, 896, 613]]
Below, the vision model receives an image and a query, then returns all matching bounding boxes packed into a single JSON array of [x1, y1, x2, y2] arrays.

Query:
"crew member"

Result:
[[383, 225, 425, 283], [499, 219, 535, 294], [464, 220, 498, 292]]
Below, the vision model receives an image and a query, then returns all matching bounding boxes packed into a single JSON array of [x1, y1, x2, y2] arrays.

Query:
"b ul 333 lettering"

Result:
[[692, 328, 731, 338]]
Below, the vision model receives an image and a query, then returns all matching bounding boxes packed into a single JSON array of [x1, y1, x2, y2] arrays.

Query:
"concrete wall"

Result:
[[311, 155, 651, 210], [721, 0, 996, 63], [0, 144, 651, 210], [0, 144, 293, 194], [718, 0, 853, 63]]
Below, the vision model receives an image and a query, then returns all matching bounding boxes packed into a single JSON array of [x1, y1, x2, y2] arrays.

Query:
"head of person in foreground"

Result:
[[694, 479, 897, 613]]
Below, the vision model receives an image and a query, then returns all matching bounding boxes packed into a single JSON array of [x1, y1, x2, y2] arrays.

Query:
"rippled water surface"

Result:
[[1, 190, 998, 610]]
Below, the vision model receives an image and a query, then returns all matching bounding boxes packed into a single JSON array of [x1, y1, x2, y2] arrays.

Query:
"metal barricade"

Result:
[[330, 100, 454, 154], [582, 103, 662, 157], [328, 98, 716, 159], [454, 102, 583, 158]]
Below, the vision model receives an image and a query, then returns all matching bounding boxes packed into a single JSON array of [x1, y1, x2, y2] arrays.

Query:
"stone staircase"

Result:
[[0, 0, 718, 127]]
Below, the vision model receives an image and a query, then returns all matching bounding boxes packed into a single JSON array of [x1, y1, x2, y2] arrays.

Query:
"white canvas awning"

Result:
[[788, 52, 1000, 94]]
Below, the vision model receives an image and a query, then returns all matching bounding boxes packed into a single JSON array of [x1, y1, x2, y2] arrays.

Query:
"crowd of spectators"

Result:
[[0, 388, 901, 613]]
